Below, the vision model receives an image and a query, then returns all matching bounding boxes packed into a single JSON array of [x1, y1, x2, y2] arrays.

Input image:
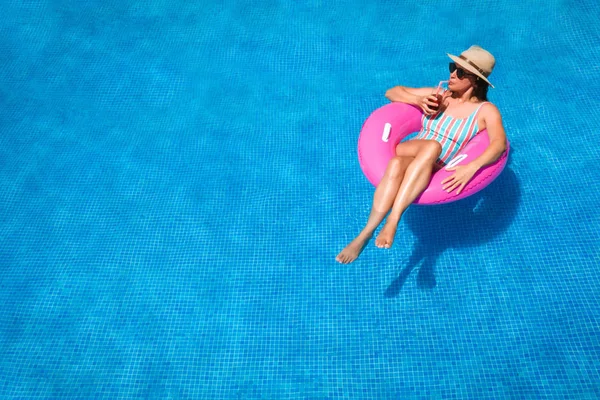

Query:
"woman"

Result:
[[336, 45, 507, 264]]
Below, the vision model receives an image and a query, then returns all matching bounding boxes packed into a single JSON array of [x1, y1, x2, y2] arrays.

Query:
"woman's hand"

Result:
[[417, 94, 441, 116], [441, 163, 479, 194]]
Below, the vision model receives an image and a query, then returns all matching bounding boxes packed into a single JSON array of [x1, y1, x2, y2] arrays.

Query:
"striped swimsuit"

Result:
[[415, 102, 488, 165]]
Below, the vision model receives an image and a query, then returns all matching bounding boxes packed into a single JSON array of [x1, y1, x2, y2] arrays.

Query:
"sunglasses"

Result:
[[449, 62, 477, 79]]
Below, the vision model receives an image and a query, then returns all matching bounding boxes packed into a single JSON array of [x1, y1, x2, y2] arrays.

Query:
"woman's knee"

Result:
[[386, 156, 411, 179], [395, 142, 409, 157], [418, 141, 442, 161]]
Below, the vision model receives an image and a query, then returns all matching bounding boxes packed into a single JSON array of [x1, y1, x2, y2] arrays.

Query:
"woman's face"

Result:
[[448, 64, 478, 92]]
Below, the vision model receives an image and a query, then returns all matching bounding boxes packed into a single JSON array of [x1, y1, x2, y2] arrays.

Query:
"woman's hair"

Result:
[[472, 78, 489, 101]]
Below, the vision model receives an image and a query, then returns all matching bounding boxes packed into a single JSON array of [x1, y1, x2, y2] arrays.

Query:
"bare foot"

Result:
[[336, 234, 372, 264], [375, 221, 398, 249]]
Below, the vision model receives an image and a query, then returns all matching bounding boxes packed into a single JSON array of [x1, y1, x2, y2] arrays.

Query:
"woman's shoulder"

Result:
[[479, 101, 501, 115], [478, 101, 503, 123]]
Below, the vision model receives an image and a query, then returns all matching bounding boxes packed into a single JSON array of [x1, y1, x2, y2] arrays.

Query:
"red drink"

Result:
[[430, 93, 443, 112], [431, 81, 448, 112], [434, 93, 443, 108]]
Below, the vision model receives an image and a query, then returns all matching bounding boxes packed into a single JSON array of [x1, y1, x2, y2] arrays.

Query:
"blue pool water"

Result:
[[1, 0, 599, 398]]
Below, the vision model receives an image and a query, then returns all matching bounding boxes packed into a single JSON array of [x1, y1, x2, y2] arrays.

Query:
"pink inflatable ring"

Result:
[[358, 102, 510, 205]]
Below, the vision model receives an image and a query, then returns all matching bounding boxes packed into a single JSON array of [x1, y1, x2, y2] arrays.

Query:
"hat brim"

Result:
[[447, 53, 494, 88]]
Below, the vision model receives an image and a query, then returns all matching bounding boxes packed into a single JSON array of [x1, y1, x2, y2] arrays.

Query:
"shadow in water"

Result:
[[385, 168, 521, 297]]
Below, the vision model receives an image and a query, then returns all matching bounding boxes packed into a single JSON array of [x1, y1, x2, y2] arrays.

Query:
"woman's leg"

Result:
[[375, 140, 442, 248], [336, 155, 414, 264]]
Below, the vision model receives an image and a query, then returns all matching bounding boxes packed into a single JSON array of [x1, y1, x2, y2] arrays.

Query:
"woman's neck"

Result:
[[451, 87, 478, 103]]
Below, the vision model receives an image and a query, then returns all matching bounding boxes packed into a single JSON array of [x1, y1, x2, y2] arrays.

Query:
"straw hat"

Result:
[[447, 45, 496, 88]]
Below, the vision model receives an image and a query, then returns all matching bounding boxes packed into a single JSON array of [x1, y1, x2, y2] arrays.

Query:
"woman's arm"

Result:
[[468, 104, 508, 170], [441, 104, 508, 194], [385, 86, 439, 114], [385, 86, 435, 104]]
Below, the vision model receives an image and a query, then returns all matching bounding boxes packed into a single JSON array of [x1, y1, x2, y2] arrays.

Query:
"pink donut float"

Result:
[[357, 102, 510, 205]]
